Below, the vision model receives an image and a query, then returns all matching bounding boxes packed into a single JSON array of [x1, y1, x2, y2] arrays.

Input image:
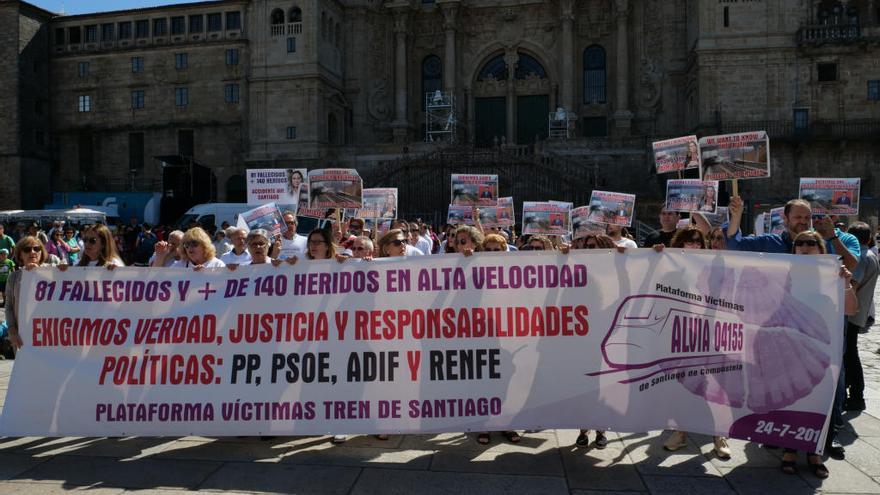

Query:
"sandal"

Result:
[[477, 433, 491, 445], [502, 431, 521, 443], [807, 455, 829, 479]]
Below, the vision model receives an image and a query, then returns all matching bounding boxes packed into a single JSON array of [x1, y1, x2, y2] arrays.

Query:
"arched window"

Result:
[[583, 45, 606, 104], [514, 53, 547, 79], [478, 54, 508, 81], [271, 9, 285, 25], [289, 7, 302, 23], [421, 55, 442, 109]]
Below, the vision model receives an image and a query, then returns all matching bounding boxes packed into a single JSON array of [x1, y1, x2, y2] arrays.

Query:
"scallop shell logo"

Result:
[[593, 266, 831, 414]]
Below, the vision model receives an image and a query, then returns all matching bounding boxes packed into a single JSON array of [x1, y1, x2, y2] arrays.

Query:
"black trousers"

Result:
[[844, 321, 864, 401]]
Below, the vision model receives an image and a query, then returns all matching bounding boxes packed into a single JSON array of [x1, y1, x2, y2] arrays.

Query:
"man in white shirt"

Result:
[[391, 220, 423, 256], [411, 221, 433, 255], [606, 223, 637, 249], [220, 227, 252, 265], [273, 212, 307, 260]]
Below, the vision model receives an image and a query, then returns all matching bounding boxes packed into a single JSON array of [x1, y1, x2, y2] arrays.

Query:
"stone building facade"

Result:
[[1, 0, 878, 223]]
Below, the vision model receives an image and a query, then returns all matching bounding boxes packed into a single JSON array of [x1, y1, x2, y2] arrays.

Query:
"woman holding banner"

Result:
[[227, 229, 284, 269], [172, 227, 225, 269], [305, 228, 338, 260], [779, 231, 858, 479], [657, 229, 732, 459], [76, 224, 124, 268], [453, 226, 484, 256], [377, 229, 409, 258], [3, 236, 56, 350]]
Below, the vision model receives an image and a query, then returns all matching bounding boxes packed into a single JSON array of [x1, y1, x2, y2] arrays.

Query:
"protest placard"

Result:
[[1, 251, 844, 456], [235, 203, 285, 238], [701, 207, 730, 229], [451, 174, 499, 207], [571, 207, 606, 239], [586, 191, 635, 227], [447, 205, 474, 226], [676, 217, 691, 230], [754, 213, 766, 236], [699, 131, 771, 181], [497, 197, 515, 227], [652, 135, 701, 174], [365, 218, 393, 236], [308, 169, 363, 209], [246, 169, 307, 214], [358, 188, 398, 219], [765, 207, 785, 235], [522, 202, 570, 236], [665, 179, 719, 214], [799, 178, 861, 216]]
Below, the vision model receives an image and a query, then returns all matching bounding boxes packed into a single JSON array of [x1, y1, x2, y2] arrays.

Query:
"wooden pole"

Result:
[[731, 179, 739, 197]]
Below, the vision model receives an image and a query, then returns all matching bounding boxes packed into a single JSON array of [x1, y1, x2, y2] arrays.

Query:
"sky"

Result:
[[28, 0, 209, 15]]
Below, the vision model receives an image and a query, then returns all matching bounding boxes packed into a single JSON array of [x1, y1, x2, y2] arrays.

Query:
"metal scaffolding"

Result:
[[548, 107, 576, 140], [425, 90, 457, 143]]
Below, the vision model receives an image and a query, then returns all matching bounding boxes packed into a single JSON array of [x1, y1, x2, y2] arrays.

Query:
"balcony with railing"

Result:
[[270, 22, 302, 37], [797, 23, 861, 45], [709, 119, 880, 140]]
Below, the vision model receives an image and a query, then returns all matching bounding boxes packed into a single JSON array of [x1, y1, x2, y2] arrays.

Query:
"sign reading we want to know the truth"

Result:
[[0, 250, 844, 454]]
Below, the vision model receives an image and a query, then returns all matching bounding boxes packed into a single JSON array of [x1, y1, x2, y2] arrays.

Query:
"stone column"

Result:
[[440, 2, 458, 92], [560, 0, 575, 112], [390, 6, 410, 143], [504, 49, 518, 144], [612, 0, 632, 132]]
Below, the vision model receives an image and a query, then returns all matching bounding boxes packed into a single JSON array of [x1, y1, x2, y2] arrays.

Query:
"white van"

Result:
[[174, 203, 323, 235]]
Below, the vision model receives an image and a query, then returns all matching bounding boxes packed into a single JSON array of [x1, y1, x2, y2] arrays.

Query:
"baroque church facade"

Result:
[[1, 0, 878, 223]]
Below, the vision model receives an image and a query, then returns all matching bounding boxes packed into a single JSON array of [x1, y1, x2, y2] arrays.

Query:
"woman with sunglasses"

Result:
[[172, 227, 225, 270], [571, 233, 615, 448], [453, 226, 484, 257], [227, 229, 285, 270], [76, 224, 124, 268], [523, 235, 553, 251], [660, 226, 731, 458], [779, 230, 858, 479], [4, 237, 56, 350], [377, 229, 409, 258], [707, 226, 726, 250]]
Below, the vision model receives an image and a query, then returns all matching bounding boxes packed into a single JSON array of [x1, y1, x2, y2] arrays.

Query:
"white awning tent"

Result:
[[0, 207, 108, 225]]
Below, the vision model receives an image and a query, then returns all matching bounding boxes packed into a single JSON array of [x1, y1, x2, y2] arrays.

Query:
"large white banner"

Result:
[[1, 251, 843, 453]]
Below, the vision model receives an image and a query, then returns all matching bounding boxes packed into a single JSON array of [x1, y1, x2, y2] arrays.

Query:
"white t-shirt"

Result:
[[415, 236, 433, 255], [220, 249, 252, 266], [86, 257, 125, 267], [278, 234, 307, 260], [405, 244, 424, 256], [614, 238, 638, 249], [172, 257, 226, 268]]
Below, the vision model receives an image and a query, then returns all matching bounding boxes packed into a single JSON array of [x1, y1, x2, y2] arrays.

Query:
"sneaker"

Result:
[[663, 430, 687, 451], [575, 431, 590, 447], [332, 435, 347, 444], [825, 440, 845, 460], [594, 432, 608, 450], [713, 436, 731, 459]]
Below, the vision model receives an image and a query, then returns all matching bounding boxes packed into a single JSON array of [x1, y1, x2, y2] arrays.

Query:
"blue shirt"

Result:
[[724, 226, 860, 258]]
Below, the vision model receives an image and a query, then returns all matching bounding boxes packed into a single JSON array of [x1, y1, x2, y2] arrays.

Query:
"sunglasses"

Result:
[[84, 237, 100, 245], [183, 241, 200, 249], [485, 248, 504, 252], [20, 246, 41, 253], [457, 238, 471, 245], [710, 236, 724, 241], [529, 245, 545, 251], [285, 221, 297, 225], [685, 239, 702, 244], [390, 239, 406, 247], [248, 241, 268, 248], [794, 239, 819, 247], [353, 246, 368, 251]]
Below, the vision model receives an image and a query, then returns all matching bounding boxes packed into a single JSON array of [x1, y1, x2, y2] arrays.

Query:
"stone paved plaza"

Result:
[[0, 289, 879, 495]]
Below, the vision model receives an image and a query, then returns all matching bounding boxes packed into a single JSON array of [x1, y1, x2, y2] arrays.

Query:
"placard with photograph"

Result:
[[652, 135, 701, 174], [799, 178, 861, 216], [586, 191, 636, 227], [308, 169, 363, 209], [665, 179, 719, 214], [699, 131, 771, 181], [451, 174, 499, 206]]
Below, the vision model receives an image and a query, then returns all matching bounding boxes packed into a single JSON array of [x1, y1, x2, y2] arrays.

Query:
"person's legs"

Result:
[[844, 321, 865, 409], [826, 362, 847, 459]]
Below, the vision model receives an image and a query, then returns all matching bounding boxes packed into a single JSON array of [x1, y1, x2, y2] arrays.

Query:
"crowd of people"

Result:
[[0, 196, 879, 479]]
